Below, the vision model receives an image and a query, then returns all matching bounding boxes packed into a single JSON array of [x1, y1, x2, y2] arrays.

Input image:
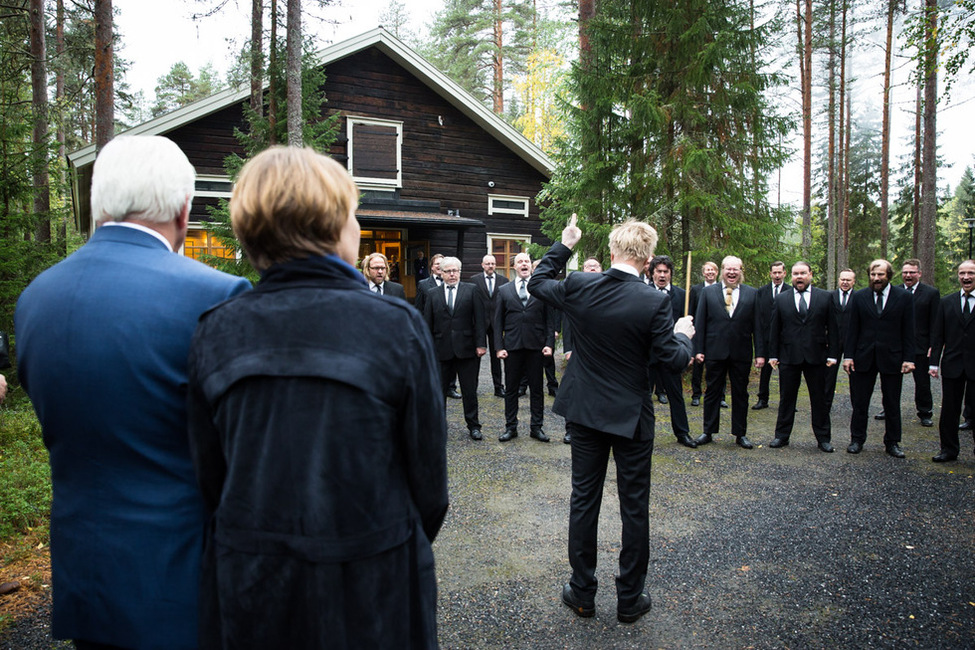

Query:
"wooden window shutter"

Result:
[[352, 123, 398, 180]]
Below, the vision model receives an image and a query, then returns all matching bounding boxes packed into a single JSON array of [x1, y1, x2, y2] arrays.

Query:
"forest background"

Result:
[[0, 0, 974, 582]]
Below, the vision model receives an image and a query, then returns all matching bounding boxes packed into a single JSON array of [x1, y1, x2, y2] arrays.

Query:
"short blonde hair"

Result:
[[608, 220, 658, 264], [868, 259, 893, 280], [231, 146, 358, 271]]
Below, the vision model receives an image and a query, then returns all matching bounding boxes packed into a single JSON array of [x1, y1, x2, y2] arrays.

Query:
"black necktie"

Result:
[[486, 275, 494, 297], [965, 292, 972, 318], [797, 290, 808, 320], [841, 291, 848, 310], [875, 290, 884, 315], [374, 284, 382, 295], [519, 280, 528, 305], [447, 285, 455, 314]]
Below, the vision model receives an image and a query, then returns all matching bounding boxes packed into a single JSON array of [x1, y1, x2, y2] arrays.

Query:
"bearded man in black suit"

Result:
[[530, 216, 694, 625], [693, 256, 766, 449], [928, 260, 975, 462], [362, 252, 406, 299], [843, 259, 915, 458], [767, 262, 839, 452]]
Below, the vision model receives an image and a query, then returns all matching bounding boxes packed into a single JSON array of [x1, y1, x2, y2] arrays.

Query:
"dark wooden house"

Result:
[[67, 27, 554, 298]]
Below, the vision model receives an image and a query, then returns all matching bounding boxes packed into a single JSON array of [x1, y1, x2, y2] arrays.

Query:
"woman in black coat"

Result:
[[187, 146, 449, 649]]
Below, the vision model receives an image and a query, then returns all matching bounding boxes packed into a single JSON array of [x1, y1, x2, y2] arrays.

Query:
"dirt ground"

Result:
[[3, 355, 974, 649]]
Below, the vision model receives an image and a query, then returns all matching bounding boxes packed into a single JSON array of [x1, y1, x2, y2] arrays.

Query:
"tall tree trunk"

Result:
[[286, 0, 302, 146], [269, 0, 278, 144], [842, 89, 851, 269], [94, 0, 113, 151], [826, 0, 837, 287], [31, 0, 50, 243], [912, 73, 922, 254], [800, 0, 812, 255], [919, 0, 937, 279], [880, 0, 895, 257], [251, 0, 263, 118], [492, 0, 503, 114], [56, 0, 66, 251], [837, 0, 848, 269]]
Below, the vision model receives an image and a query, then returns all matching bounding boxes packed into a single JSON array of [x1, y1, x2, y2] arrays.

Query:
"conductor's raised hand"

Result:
[[562, 213, 582, 249], [674, 315, 694, 339]]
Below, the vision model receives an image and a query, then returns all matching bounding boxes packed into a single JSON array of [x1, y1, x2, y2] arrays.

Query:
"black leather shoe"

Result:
[[495, 388, 505, 397], [530, 428, 550, 442], [768, 437, 789, 448], [694, 433, 713, 446], [932, 452, 957, 462], [818, 441, 835, 453], [960, 420, 973, 431], [676, 434, 698, 449], [469, 428, 483, 441], [448, 389, 462, 399], [885, 444, 905, 458], [720, 400, 729, 408], [561, 583, 595, 618], [617, 592, 652, 623], [874, 410, 885, 420], [736, 436, 754, 449], [751, 400, 768, 410], [691, 396, 701, 406], [657, 393, 668, 404], [920, 417, 934, 427], [549, 388, 558, 397], [499, 429, 517, 442], [562, 434, 571, 444], [847, 441, 863, 454]]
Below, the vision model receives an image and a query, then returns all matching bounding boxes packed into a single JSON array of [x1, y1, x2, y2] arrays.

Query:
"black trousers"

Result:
[[703, 358, 751, 436], [757, 362, 773, 402], [850, 368, 903, 446], [566, 421, 653, 607], [648, 364, 689, 438], [938, 376, 975, 456], [824, 355, 851, 412], [441, 356, 481, 430], [692, 360, 726, 400], [503, 349, 544, 430], [909, 352, 934, 418], [775, 362, 831, 442], [485, 325, 504, 392]]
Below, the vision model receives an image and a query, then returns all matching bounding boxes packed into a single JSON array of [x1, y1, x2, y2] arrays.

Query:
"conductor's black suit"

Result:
[[929, 291, 975, 459], [529, 243, 692, 611], [768, 286, 839, 444]]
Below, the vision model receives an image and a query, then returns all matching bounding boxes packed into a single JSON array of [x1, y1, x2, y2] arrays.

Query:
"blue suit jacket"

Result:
[[16, 225, 251, 649]]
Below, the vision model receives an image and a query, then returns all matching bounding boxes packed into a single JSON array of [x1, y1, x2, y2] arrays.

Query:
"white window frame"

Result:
[[194, 174, 233, 198], [488, 194, 530, 218], [347, 116, 403, 190]]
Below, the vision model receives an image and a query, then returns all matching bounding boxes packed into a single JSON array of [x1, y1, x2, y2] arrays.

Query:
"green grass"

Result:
[[0, 403, 51, 543]]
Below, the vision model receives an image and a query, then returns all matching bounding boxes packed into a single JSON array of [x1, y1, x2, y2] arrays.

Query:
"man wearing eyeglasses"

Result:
[[362, 252, 406, 300]]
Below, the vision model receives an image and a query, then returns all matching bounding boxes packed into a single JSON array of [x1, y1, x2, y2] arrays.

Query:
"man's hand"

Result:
[[674, 315, 694, 339], [769, 359, 779, 369], [754, 357, 766, 369], [476, 347, 487, 357], [695, 353, 705, 364], [565, 351, 573, 361], [562, 213, 582, 249], [0, 374, 6, 403], [826, 359, 836, 367], [497, 350, 508, 359], [542, 346, 553, 356], [929, 368, 939, 378], [843, 359, 854, 373], [901, 361, 915, 374]]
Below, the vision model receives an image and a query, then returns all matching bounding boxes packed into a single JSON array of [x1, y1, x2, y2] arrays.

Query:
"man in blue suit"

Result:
[[16, 136, 251, 649]]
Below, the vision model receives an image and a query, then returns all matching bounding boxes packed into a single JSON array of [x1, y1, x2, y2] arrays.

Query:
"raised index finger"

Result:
[[568, 213, 578, 229]]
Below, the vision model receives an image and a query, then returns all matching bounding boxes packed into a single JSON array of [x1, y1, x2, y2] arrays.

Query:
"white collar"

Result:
[[611, 262, 639, 277]]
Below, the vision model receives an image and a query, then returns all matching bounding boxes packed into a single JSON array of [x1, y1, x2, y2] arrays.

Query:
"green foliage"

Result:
[[0, 406, 50, 541], [151, 62, 223, 117]]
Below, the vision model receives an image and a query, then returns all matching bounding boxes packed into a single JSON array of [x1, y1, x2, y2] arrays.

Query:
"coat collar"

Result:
[[259, 254, 367, 290]]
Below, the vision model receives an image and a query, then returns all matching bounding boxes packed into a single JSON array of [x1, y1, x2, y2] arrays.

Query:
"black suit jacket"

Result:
[[929, 292, 975, 380], [768, 287, 839, 365], [693, 283, 765, 361], [528, 244, 692, 439], [472, 272, 509, 330], [494, 280, 555, 351], [846, 285, 915, 374], [653, 285, 685, 323], [413, 276, 441, 314], [901, 282, 940, 355], [373, 281, 406, 300], [423, 281, 485, 361], [757, 281, 791, 352], [829, 288, 855, 356]]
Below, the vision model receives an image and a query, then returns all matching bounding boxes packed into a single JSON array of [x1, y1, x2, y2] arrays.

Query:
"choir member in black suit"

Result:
[[530, 216, 694, 624], [693, 256, 766, 449], [898, 259, 940, 427], [928, 260, 975, 462], [472, 254, 509, 397], [416, 253, 460, 399], [361, 252, 407, 299], [825, 268, 856, 411], [495, 253, 555, 442], [843, 259, 915, 458], [424, 256, 487, 439], [688, 261, 725, 407], [753, 261, 790, 410], [646, 255, 697, 449], [767, 262, 839, 452]]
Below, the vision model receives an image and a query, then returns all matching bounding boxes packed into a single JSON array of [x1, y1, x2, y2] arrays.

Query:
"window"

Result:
[[488, 194, 530, 219], [194, 175, 232, 198], [183, 228, 236, 262], [347, 116, 402, 189], [488, 234, 531, 280]]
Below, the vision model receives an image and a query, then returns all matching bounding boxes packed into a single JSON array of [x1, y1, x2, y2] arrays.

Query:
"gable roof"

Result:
[[67, 27, 554, 177]]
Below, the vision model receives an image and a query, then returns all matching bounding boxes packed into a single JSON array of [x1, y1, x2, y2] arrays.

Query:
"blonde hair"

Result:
[[231, 146, 358, 271], [868, 259, 893, 280], [608, 220, 658, 264]]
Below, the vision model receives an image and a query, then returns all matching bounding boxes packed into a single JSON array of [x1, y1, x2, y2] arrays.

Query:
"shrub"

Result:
[[0, 406, 51, 540]]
